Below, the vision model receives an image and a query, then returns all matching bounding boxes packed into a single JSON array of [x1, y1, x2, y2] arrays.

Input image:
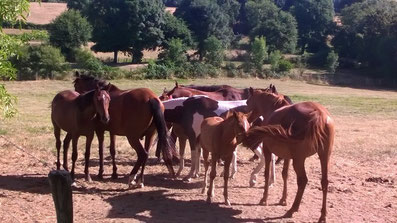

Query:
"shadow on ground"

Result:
[[0, 174, 50, 194]]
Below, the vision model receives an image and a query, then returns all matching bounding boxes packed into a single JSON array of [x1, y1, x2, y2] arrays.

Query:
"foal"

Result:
[[199, 111, 249, 206], [51, 86, 110, 181], [242, 90, 335, 222]]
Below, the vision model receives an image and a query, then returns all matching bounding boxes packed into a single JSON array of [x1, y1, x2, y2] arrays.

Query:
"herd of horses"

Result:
[[51, 72, 335, 222]]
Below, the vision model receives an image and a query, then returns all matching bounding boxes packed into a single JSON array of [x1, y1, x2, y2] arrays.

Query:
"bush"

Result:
[[269, 50, 282, 72], [11, 45, 69, 80], [326, 50, 339, 74], [203, 36, 224, 68], [278, 59, 294, 72], [74, 49, 122, 79], [49, 9, 92, 60], [158, 38, 188, 68], [251, 36, 268, 71], [144, 60, 172, 79], [224, 62, 239, 78], [189, 62, 218, 78]]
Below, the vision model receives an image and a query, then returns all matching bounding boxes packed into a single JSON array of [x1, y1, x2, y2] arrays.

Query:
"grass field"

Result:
[[1, 78, 397, 222]]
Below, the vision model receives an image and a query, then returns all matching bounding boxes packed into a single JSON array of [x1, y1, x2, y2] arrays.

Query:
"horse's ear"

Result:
[[163, 87, 167, 93], [271, 84, 277, 94], [249, 87, 254, 97], [75, 71, 80, 78], [175, 81, 179, 88]]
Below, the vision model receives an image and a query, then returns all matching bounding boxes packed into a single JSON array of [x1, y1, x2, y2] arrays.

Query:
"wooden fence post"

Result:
[[48, 170, 73, 223]]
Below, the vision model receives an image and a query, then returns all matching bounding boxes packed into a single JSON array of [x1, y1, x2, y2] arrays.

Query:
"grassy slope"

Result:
[[1, 78, 397, 161]]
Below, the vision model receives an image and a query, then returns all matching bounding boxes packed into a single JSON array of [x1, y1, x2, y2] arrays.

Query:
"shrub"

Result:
[[144, 60, 172, 79], [49, 9, 92, 60], [326, 50, 339, 74], [74, 49, 122, 79], [11, 44, 69, 80], [278, 59, 294, 72], [189, 62, 218, 78], [203, 36, 224, 68], [158, 38, 188, 68], [251, 36, 268, 72], [225, 62, 239, 78], [269, 50, 282, 72]]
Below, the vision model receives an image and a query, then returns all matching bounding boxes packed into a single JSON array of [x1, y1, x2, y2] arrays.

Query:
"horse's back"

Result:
[[51, 90, 80, 132]]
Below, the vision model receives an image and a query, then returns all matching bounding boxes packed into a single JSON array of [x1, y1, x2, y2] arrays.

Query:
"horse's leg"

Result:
[[318, 133, 334, 223], [207, 154, 219, 204], [270, 153, 276, 186], [176, 137, 187, 177], [54, 125, 61, 170], [194, 146, 201, 178], [201, 148, 210, 194], [230, 148, 237, 179], [62, 133, 72, 171], [84, 133, 94, 182], [259, 147, 272, 206], [70, 136, 79, 181], [127, 137, 147, 188], [250, 144, 264, 187], [223, 154, 233, 206], [184, 134, 197, 181], [95, 129, 105, 179], [109, 134, 118, 179], [140, 128, 156, 186], [279, 158, 291, 206], [284, 158, 307, 218]]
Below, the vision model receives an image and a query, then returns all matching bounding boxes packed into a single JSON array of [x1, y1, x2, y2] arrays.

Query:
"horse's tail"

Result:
[[149, 98, 177, 177], [242, 125, 292, 149], [306, 106, 332, 154]]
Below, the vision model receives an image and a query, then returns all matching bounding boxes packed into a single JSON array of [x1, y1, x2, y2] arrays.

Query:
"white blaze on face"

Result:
[[102, 94, 106, 101], [192, 112, 204, 137]]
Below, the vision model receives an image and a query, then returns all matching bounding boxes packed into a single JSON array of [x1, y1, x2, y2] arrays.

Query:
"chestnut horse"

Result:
[[242, 89, 335, 222], [73, 73, 176, 187], [199, 111, 249, 206], [51, 86, 111, 181]]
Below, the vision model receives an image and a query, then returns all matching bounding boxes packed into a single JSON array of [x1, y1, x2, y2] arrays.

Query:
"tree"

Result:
[[0, 0, 30, 118], [67, 0, 92, 16], [49, 9, 92, 60], [89, 0, 166, 63], [202, 36, 224, 67], [159, 38, 188, 68], [291, 0, 335, 52], [175, 0, 234, 59], [332, 0, 397, 79], [162, 12, 193, 48], [251, 36, 268, 71]]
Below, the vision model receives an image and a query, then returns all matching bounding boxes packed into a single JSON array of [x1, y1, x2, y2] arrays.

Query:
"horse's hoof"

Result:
[[138, 183, 144, 188], [249, 180, 256, 187], [176, 170, 182, 178], [71, 182, 77, 187], [318, 217, 326, 223], [283, 210, 294, 218], [278, 199, 287, 206], [230, 174, 235, 179], [111, 173, 118, 179], [259, 198, 267, 206], [183, 176, 192, 182], [193, 173, 199, 179], [225, 200, 231, 206]]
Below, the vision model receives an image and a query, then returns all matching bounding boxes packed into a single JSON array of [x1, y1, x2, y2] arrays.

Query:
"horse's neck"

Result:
[[219, 117, 238, 144], [75, 92, 96, 120], [108, 84, 121, 92]]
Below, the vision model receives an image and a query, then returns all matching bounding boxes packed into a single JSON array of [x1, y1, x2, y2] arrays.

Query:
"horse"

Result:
[[199, 111, 250, 206], [73, 72, 177, 188], [242, 89, 335, 222], [162, 96, 248, 181], [159, 81, 250, 101], [51, 85, 111, 181]]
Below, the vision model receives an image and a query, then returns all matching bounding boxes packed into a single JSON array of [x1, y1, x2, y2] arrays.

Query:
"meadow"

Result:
[[0, 78, 396, 222]]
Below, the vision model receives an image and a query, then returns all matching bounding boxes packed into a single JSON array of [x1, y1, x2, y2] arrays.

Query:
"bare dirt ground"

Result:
[[1, 116, 396, 222]]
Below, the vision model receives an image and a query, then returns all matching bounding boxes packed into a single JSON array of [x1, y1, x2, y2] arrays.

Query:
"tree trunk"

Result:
[[113, 50, 118, 64], [131, 49, 143, 64]]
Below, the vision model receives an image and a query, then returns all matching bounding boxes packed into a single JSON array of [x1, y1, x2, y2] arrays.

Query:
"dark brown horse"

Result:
[[242, 89, 335, 222], [159, 81, 250, 101], [51, 86, 111, 181], [73, 73, 177, 187]]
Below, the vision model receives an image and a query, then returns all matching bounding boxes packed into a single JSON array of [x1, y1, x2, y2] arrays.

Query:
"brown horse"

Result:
[[159, 81, 250, 101], [199, 111, 249, 206], [73, 73, 177, 187], [242, 89, 335, 222], [51, 86, 111, 181]]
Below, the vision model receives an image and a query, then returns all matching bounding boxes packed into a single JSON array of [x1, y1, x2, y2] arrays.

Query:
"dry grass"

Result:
[[27, 3, 67, 25]]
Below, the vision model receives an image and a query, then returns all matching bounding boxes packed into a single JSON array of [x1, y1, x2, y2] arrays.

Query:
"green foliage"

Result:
[[49, 9, 92, 60], [144, 60, 172, 79], [326, 50, 339, 73], [203, 36, 224, 68], [333, 0, 397, 79], [244, 0, 297, 53], [14, 30, 49, 42], [67, 0, 91, 15], [0, 85, 17, 119], [175, 0, 234, 58], [291, 0, 334, 52], [277, 59, 294, 72], [224, 62, 239, 77], [189, 61, 218, 78], [269, 50, 282, 71], [163, 13, 193, 48], [11, 44, 69, 80], [0, 0, 30, 28], [89, 0, 166, 63], [251, 36, 268, 71], [158, 38, 188, 68], [74, 48, 122, 79]]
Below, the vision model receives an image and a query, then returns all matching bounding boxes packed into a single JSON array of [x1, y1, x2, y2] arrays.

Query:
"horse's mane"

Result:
[[75, 89, 96, 111], [74, 74, 108, 87]]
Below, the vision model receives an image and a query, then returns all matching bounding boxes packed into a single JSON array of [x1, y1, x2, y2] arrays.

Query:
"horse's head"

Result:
[[159, 87, 172, 101], [226, 111, 250, 144], [93, 85, 111, 124], [74, 71, 107, 93], [246, 87, 289, 122]]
